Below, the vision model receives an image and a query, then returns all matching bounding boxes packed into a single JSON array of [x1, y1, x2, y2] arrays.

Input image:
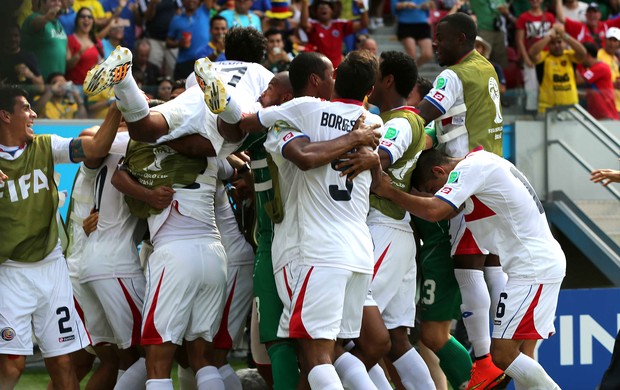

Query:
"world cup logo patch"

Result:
[[1, 327, 15, 341]]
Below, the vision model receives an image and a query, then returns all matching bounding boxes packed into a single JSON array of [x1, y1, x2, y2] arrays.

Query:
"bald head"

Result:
[[259, 71, 294, 107], [361, 38, 378, 56]]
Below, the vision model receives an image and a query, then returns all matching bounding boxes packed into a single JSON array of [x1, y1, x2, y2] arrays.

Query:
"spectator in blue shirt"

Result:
[[392, 0, 433, 65], [219, 0, 262, 30], [101, 0, 141, 49], [196, 15, 229, 61], [59, 0, 77, 34], [166, 0, 212, 79]]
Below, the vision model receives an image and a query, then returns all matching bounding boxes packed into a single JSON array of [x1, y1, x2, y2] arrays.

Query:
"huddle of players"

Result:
[[2, 14, 565, 390]]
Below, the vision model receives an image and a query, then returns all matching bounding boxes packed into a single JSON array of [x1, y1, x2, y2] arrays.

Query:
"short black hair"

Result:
[[46, 72, 65, 84], [210, 14, 227, 28], [0, 85, 28, 113], [289, 52, 330, 97], [264, 28, 283, 39], [440, 13, 478, 45], [379, 51, 418, 98], [335, 50, 378, 102], [583, 41, 599, 58], [415, 77, 433, 98], [225, 27, 266, 63], [411, 148, 451, 190]]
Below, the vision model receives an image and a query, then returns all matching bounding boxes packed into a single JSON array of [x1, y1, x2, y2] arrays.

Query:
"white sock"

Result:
[[145, 378, 173, 390], [113, 68, 150, 122], [504, 353, 560, 389], [177, 365, 196, 390], [308, 364, 344, 390], [368, 364, 392, 390], [219, 88, 243, 124], [484, 266, 508, 318], [218, 364, 242, 390], [455, 268, 492, 357], [195, 365, 224, 390], [392, 347, 435, 390], [333, 352, 376, 389], [114, 357, 146, 390], [117, 369, 126, 382]]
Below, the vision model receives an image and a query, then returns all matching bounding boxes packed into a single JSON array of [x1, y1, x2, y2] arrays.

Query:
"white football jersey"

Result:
[[262, 97, 383, 274], [434, 149, 566, 283]]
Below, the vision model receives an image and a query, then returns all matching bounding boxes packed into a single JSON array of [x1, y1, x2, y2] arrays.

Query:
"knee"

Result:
[[0, 356, 26, 382], [419, 331, 448, 353], [370, 331, 392, 361]]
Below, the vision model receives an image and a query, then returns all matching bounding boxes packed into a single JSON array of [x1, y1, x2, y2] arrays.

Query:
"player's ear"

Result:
[[365, 85, 374, 99], [431, 165, 444, 177]]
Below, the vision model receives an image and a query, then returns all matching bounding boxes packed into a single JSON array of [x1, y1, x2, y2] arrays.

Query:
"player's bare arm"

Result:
[[417, 99, 444, 126], [334, 147, 381, 180], [70, 104, 122, 162], [371, 171, 457, 222], [238, 113, 267, 135], [111, 165, 175, 210]]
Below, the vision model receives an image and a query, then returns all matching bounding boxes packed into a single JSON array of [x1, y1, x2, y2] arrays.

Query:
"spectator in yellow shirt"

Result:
[[597, 27, 620, 115], [33, 73, 88, 119]]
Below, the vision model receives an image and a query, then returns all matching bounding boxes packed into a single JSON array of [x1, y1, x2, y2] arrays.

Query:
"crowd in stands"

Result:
[[2, 0, 620, 120]]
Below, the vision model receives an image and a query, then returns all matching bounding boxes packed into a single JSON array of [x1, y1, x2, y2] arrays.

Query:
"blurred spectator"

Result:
[[299, 0, 368, 67], [59, 0, 78, 34], [263, 0, 298, 52], [406, 76, 433, 106], [597, 27, 620, 115], [475, 36, 506, 94], [577, 42, 620, 119], [86, 87, 115, 118], [262, 28, 294, 72], [102, 18, 126, 56], [359, 36, 378, 55], [167, 0, 212, 80], [469, 0, 513, 69], [249, 0, 272, 20], [342, 0, 369, 53], [139, 0, 182, 78], [73, 0, 111, 28], [196, 15, 229, 61], [17, 0, 35, 26], [21, 0, 69, 80], [170, 78, 187, 98], [132, 39, 162, 94], [101, 0, 140, 49], [33, 72, 88, 118], [516, 0, 556, 112], [0, 24, 45, 97], [220, 0, 263, 30], [528, 22, 586, 114], [66, 7, 104, 86], [155, 76, 175, 100], [557, 2, 620, 48], [369, 0, 385, 30], [562, 0, 588, 22], [392, 0, 433, 66]]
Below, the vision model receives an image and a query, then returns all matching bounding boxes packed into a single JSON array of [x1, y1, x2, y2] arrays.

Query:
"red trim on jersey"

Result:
[[464, 195, 496, 222], [283, 269, 293, 300], [456, 50, 476, 65], [465, 146, 484, 157], [73, 296, 93, 344], [394, 106, 420, 114], [441, 118, 452, 126], [453, 228, 484, 255], [118, 279, 143, 347], [373, 243, 391, 281], [513, 285, 544, 339], [214, 270, 239, 349], [289, 267, 314, 339], [331, 98, 364, 106], [141, 269, 166, 345]]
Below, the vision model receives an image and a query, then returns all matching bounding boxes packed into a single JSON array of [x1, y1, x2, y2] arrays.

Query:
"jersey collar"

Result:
[[466, 145, 484, 157], [331, 98, 364, 106]]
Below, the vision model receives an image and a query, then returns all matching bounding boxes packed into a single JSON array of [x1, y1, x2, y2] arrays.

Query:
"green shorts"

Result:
[[253, 246, 284, 344], [415, 218, 462, 322]]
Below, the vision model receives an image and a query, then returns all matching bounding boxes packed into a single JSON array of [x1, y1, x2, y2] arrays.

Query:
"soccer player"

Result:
[[371, 147, 565, 390], [415, 12, 506, 389], [0, 85, 121, 389]]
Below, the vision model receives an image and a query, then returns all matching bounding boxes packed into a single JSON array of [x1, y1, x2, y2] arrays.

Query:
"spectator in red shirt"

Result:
[[556, 2, 620, 48], [577, 41, 620, 119], [66, 7, 104, 86], [299, 0, 368, 67], [515, 0, 556, 112]]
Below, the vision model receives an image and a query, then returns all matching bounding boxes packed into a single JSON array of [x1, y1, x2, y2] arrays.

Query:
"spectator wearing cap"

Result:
[[166, 0, 212, 80], [196, 15, 229, 62], [597, 27, 620, 114], [219, 0, 263, 30], [299, 0, 368, 67], [556, 1, 620, 48], [576, 42, 619, 119], [139, 0, 183, 78], [475, 36, 506, 94], [263, 0, 298, 52], [562, 0, 588, 22]]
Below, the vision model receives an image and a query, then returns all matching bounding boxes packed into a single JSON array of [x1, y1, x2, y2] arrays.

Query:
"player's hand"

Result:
[[370, 168, 393, 197], [590, 168, 620, 186], [351, 114, 382, 148], [335, 148, 380, 181], [83, 209, 99, 236], [0, 169, 7, 184], [147, 186, 175, 210], [47, 6, 61, 19]]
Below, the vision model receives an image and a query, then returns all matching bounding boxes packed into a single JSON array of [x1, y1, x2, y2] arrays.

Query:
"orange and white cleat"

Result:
[[466, 355, 507, 390], [194, 57, 228, 114], [83, 46, 132, 96]]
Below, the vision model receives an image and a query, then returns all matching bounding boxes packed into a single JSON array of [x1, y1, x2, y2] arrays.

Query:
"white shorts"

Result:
[[80, 276, 146, 349], [0, 257, 89, 358], [250, 298, 270, 365], [213, 264, 254, 350], [369, 225, 417, 329], [449, 213, 489, 257], [276, 263, 371, 340], [141, 237, 227, 345], [492, 281, 561, 340]]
